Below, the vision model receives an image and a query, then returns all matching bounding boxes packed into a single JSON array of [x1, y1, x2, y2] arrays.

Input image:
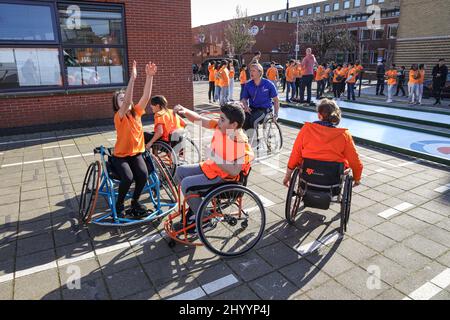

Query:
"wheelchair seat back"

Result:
[[300, 158, 344, 210]]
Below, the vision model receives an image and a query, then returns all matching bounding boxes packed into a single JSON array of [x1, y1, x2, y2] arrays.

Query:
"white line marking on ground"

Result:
[[0, 233, 163, 284], [378, 202, 414, 219], [375, 168, 386, 173], [295, 231, 342, 255], [0, 131, 104, 146], [403, 268, 450, 300], [434, 184, 450, 193], [42, 144, 75, 149], [259, 160, 285, 173], [397, 160, 421, 167], [1, 152, 93, 168], [360, 155, 397, 167], [168, 274, 239, 300], [253, 193, 275, 208]]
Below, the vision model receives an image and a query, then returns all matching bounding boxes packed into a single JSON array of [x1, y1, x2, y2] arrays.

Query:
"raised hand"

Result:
[[131, 60, 137, 80], [146, 62, 157, 77], [173, 104, 186, 115]]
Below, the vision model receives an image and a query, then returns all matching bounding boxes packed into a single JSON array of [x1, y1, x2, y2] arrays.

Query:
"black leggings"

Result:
[[208, 81, 215, 101], [111, 153, 148, 206]]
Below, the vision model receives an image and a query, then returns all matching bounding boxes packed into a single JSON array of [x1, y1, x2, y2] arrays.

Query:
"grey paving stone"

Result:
[[335, 265, 388, 299], [0, 239, 16, 263], [142, 255, 191, 287], [0, 281, 13, 299], [372, 221, 415, 242], [176, 245, 221, 272], [402, 234, 448, 259], [249, 271, 300, 300], [226, 251, 274, 282], [121, 288, 159, 300], [0, 258, 14, 277], [383, 244, 433, 272], [335, 238, 378, 265], [132, 237, 174, 265], [345, 220, 369, 237], [214, 284, 260, 300], [98, 248, 140, 276], [353, 229, 397, 253], [305, 247, 355, 278], [417, 225, 450, 248], [156, 275, 201, 299], [191, 263, 240, 297], [373, 287, 406, 300], [279, 258, 331, 293], [390, 214, 431, 233], [306, 279, 361, 300], [62, 277, 110, 300], [16, 232, 54, 257], [104, 266, 152, 300], [419, 200, 450, 217], [257, 241, 300, 269], [430, 290, 450, 300], [358, 189, 391, 203], [406, 207, 445, 225], [59, 258, 102, 285], [436, 251, 450, 267], [359, 255, 410, 286], [17, 218, 52, 240], [20, 189, 48, 202], [14, 269, 61, 300], [15, 248, 56, 272]]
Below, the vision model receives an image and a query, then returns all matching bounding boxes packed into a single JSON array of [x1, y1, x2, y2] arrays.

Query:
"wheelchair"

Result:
[[150, 129, 201, 177], [250, 110, 283, 160], [78, 146, 178, 227], [164, 169, 266, 257], [285, 158, 353, 234]]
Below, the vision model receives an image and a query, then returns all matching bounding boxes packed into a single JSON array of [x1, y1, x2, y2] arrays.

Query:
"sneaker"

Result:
[[115, 202, 125, 218], [386, 99, 393, 103], [173, 209, 196, 234], [128, 199, 148, 217]]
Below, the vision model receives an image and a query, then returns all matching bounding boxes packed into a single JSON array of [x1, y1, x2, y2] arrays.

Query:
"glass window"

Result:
[[292, 11, 298, 17], [373, 29, 384, 40], [299, 9, 304, 16], [0, 48, 62, 90], [272, 14, 276, 20], [334, 3, 340, 11], [307, 8, 313, 15], [324, 4, 331, 12], [354, 0, 361, 6], [344, 1, 351, 9], [388, 25, 398, 39], [366, 0, 373, 5], [378, 0, 384, 3], [360, 29, 371, 40], [316, 6, 321, 14], [0, 2, 55, 41], [278, 13, 283, 20], [265, 16, 270, 21]]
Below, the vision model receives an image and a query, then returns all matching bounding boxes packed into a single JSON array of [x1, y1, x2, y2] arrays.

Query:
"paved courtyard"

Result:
[[0, 82, 449, 300]]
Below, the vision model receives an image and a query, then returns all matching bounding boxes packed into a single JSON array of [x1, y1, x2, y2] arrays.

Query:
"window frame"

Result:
[[0, 0, 128, 94], [354, 0, 361, 7], [324, 4, 331, 12], [333, 2, 340, 11], [344, 0, 351, 9]]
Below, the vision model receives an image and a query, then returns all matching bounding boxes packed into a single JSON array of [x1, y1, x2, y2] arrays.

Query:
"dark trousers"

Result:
[[316, 80, 325, 99], [281, 77, 286, 92], [333, 83, 341, 98], [240, 84, 245, 100], [395, 79, 406, 96], [111, 154, 148, 206], [208, 81, 215, 101], [433, 84, 444, 103], [300, 74, 314, 103], [243, 108, 269, 131], [376, 78, 385, 95], [295, 78, 302, 98], [347, 83, 355, 100]]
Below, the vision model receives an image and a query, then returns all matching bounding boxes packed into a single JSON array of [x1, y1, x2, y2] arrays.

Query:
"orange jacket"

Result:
[[385, 69, 398, 85], [266, 66, 278, 81], [208, 64, 215, 82], [315, 66, 324, 81], [287, 122, 363, 182], [239, 70, 247, 84], [286, 65, 295, 82]]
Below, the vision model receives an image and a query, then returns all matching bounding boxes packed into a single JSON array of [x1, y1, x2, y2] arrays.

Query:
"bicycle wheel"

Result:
[[196, 185, 266, 257], [152, 141, 178, 176], [174, 136, 201, 165], [285, 168, 303, 224], [151, 153, 178, 203], [263, 117, 283, 154], [79, 161, 101, 223]]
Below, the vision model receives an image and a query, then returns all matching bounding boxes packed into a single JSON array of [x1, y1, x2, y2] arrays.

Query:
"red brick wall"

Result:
[[0, 0, 193, 130]]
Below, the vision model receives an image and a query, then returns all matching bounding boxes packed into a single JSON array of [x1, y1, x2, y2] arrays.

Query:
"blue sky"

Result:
[[191, 0, 323, 27]]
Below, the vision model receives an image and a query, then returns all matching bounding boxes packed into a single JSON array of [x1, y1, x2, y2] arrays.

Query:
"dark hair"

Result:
[[240, 64, 247, 71], [439, 58, 445, 62], [391, 63, 396, 68], [289, 59, 295, 64], [220, 60, 228, 67], [150, 95, 168, 110], [254, 51, 261, 56], [419, 64, 424, 69], [220, 103, 245, 129], [401, 66, 405, 69], [271, 61, 276, 65], [317, 99, 342, 125], [112, 89, 136, 118]]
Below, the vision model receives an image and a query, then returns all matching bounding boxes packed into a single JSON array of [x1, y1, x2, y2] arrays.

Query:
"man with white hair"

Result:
[[300, 48, 317, 105], [240, 63, 279, 142]]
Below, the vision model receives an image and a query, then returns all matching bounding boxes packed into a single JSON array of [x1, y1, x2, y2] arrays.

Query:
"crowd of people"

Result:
[[110, 58, 362, 231]]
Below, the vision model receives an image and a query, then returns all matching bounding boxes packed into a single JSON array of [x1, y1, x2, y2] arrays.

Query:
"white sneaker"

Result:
[[386, 99, 393, 103]]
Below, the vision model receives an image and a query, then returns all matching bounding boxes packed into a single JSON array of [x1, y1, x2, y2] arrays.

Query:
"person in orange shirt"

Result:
[[345, 62, 357, 101], [417, 64, 425, 105], [214, 63, 221, 103], [324, 64, 332, 92], [217, 60, 230, 106], [239, 64, 247, 100], [294, 61, 303, 100], [266, 61, 279, 90], [315, 63, 326, 99], [112, 60, 157, 217], [355, 60, 364, 82], [332, 65, 345, 99], [171, 103, 254, 233], [228, 60, 236, 101], [283, 99, 363, 187], [285, 59, 296, 102], [208, 61, 216, 103], [385, 63, 398, 103], [144, 95, 186, 150], [408, 64, 419, 104]]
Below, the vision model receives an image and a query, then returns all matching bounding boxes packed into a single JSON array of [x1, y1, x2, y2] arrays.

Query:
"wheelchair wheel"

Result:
[[263, 117, 283, 154], [79, 161, 101, 223], [152, 141, 178, 176], [285, 168, 303, 224], [174, 136, 201, 165], [340, 175, 353, 234], [196, 185, 266, 257], [151, 153, 178, 203]]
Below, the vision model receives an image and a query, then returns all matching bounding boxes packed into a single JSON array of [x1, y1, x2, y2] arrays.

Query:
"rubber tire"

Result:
[[285, 168, 301, 224]]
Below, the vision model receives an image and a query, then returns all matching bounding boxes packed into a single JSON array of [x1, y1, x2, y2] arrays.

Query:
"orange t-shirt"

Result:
[[266, 66, 278, 81], [294, 65, 303, 78], [341, 67, 349, 79], [418, 70, 425, 84], [208, 64, 215, 82], [218, 66, 230, 87], [346, 67, 357, 84], [239, 70, 247, 84], [287, 122, 363, 182], [409, 70, 419, 84], [333, 69, 345, 83], [200, 119, 254, 181], [315, 66, 324, 81], [114, 106, 145, 157], [323, 68, 331, 80], [386, 69, 398, 85], [229, 67, 235, 79], [153, 109, 186, 142], [286, 66, 295, 82]]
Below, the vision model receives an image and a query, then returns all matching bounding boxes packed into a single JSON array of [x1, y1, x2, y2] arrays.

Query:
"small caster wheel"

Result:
[[241, 220, 248, 229], [168, 239, 176, 248]]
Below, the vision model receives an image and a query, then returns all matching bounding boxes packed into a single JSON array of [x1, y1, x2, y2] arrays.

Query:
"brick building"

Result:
[[394, 0, 450, 80], [0, 0, 193, 132]]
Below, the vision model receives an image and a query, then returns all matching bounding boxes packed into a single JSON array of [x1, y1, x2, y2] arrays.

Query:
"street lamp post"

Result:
[[295, 15, 299, 60]]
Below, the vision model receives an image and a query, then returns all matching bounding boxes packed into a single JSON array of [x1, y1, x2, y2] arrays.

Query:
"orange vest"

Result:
[[386, 69, 397, 85], [346, 67, 357, 84], [409, 70, 419, 84], [229, 67, 235, 79], [333, 69, 344, 83], [286, 65, 295, 82], [266, 67, 278, 81], [315, 66, 324, 81]]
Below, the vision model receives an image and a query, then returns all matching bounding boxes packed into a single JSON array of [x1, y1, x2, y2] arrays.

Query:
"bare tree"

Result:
[[224, 5, 256, 63], [298, 18, 356, 62]]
